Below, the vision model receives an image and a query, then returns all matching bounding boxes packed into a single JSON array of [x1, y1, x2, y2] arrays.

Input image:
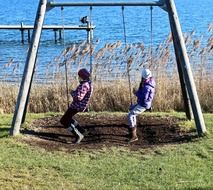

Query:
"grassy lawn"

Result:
[[0, 112, 212, 190]]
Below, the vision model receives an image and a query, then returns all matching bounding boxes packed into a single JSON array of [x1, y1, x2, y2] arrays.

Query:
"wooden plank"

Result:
[[47, 1, 164, 7], [0, 25, 95, 30]]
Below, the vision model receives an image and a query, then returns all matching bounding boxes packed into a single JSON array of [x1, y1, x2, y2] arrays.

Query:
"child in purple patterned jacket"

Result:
[[60, 68, 93, 144], [127, 68, 156, 143]]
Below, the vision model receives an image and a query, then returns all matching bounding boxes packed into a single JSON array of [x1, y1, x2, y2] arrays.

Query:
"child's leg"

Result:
[[128, 112, 136, 128], [73, 119, 86, 134], [69, 123, 84, 144], [128, 104, 146, 128], [132, 115, 137, 127], [127, 104, 146, 142], [60, 108, 84, 144], [60, 108, 78, 127]]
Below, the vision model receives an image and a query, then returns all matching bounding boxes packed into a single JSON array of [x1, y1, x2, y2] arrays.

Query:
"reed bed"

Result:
[[0, 26, 212, 114], [0, 74, 212, 114]]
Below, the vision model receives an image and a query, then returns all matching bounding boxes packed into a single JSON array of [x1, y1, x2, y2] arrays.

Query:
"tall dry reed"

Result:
[[0, 26, 212, 113], [1, 74, 212, 114]]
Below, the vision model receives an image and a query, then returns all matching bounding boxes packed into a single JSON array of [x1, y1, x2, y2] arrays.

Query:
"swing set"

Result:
[[10, 0, 207, 137], [61, 4, 153, 108]]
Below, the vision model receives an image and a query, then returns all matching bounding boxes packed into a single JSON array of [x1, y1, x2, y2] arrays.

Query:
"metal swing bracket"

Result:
[[46, 0, 54, 11], [157, 0, 168, 12]]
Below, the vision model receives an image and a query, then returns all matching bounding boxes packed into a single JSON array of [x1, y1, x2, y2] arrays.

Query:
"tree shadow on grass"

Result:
[[0, 128, 10, 138]]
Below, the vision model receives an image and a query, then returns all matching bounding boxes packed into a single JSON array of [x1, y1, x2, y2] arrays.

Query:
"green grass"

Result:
[[0, 112, 212, 190]]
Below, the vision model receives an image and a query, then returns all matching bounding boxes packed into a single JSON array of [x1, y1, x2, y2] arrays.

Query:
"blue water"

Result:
[[0, 0, 212, 82]]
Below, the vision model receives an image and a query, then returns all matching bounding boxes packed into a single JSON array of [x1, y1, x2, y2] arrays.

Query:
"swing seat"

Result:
[[146, 107, 153, 112]]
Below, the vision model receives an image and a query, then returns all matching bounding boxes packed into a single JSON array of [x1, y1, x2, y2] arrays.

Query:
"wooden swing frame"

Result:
[[10, 0, 206, 136]]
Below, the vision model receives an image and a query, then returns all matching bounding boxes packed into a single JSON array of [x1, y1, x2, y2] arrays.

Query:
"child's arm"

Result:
[[134, 80, 144, 96]]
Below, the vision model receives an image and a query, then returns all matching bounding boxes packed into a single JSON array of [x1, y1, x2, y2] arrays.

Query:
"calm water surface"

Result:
[[0, 0, 212, 81]]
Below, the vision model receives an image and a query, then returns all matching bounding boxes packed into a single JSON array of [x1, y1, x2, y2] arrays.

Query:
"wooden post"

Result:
[[21, 30, 24, 44], [10, 0, 47, 136], [21, 22, 24, 44], [87, 29, 90, 44], [27, 30, 31, 43], [21, 60, 36, 124], [54, 29, 57, 43], [86, 21, 91, 43], [170, 23, 193, 120], [165, 0, 206, 135], [59, 29, 62, 40]]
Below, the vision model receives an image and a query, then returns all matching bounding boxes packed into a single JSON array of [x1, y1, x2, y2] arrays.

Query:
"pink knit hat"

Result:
[[78, 68, 90, 80]]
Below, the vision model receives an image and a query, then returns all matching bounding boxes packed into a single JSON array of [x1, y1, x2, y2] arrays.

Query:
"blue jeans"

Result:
[[128, 104, 146, 128]]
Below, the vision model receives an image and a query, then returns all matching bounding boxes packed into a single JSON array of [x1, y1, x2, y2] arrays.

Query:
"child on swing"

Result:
[[60, 68, 93, 144], [127, 68, 156, 143]]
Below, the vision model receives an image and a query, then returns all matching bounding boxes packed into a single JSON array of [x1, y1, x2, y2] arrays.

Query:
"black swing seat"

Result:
[[145, 107, 153, 112]]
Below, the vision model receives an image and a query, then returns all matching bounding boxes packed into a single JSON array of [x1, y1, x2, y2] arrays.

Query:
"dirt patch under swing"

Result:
[[20, 113, 198, 152]]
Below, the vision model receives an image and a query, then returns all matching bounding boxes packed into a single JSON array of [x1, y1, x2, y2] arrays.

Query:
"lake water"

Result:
[[0, 0, 212, 82]]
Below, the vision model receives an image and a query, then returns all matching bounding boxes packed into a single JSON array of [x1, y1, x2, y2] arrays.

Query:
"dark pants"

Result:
[[60, 108, 78, 128], [60, 107, 85, 134]]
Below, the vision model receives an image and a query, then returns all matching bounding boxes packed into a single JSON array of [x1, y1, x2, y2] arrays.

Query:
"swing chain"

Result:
[[61, 6, 70, 108], [121, 6, 133, 105], [89, 6, 93, 75], [150, 6, 153, 65]]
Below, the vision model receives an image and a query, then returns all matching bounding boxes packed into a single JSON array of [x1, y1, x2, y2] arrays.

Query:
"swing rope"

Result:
[[150, 6, 153, 65], [61, 6, 70, 108], [89, 6, 93, 75], [121, 6, 133, 105]]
